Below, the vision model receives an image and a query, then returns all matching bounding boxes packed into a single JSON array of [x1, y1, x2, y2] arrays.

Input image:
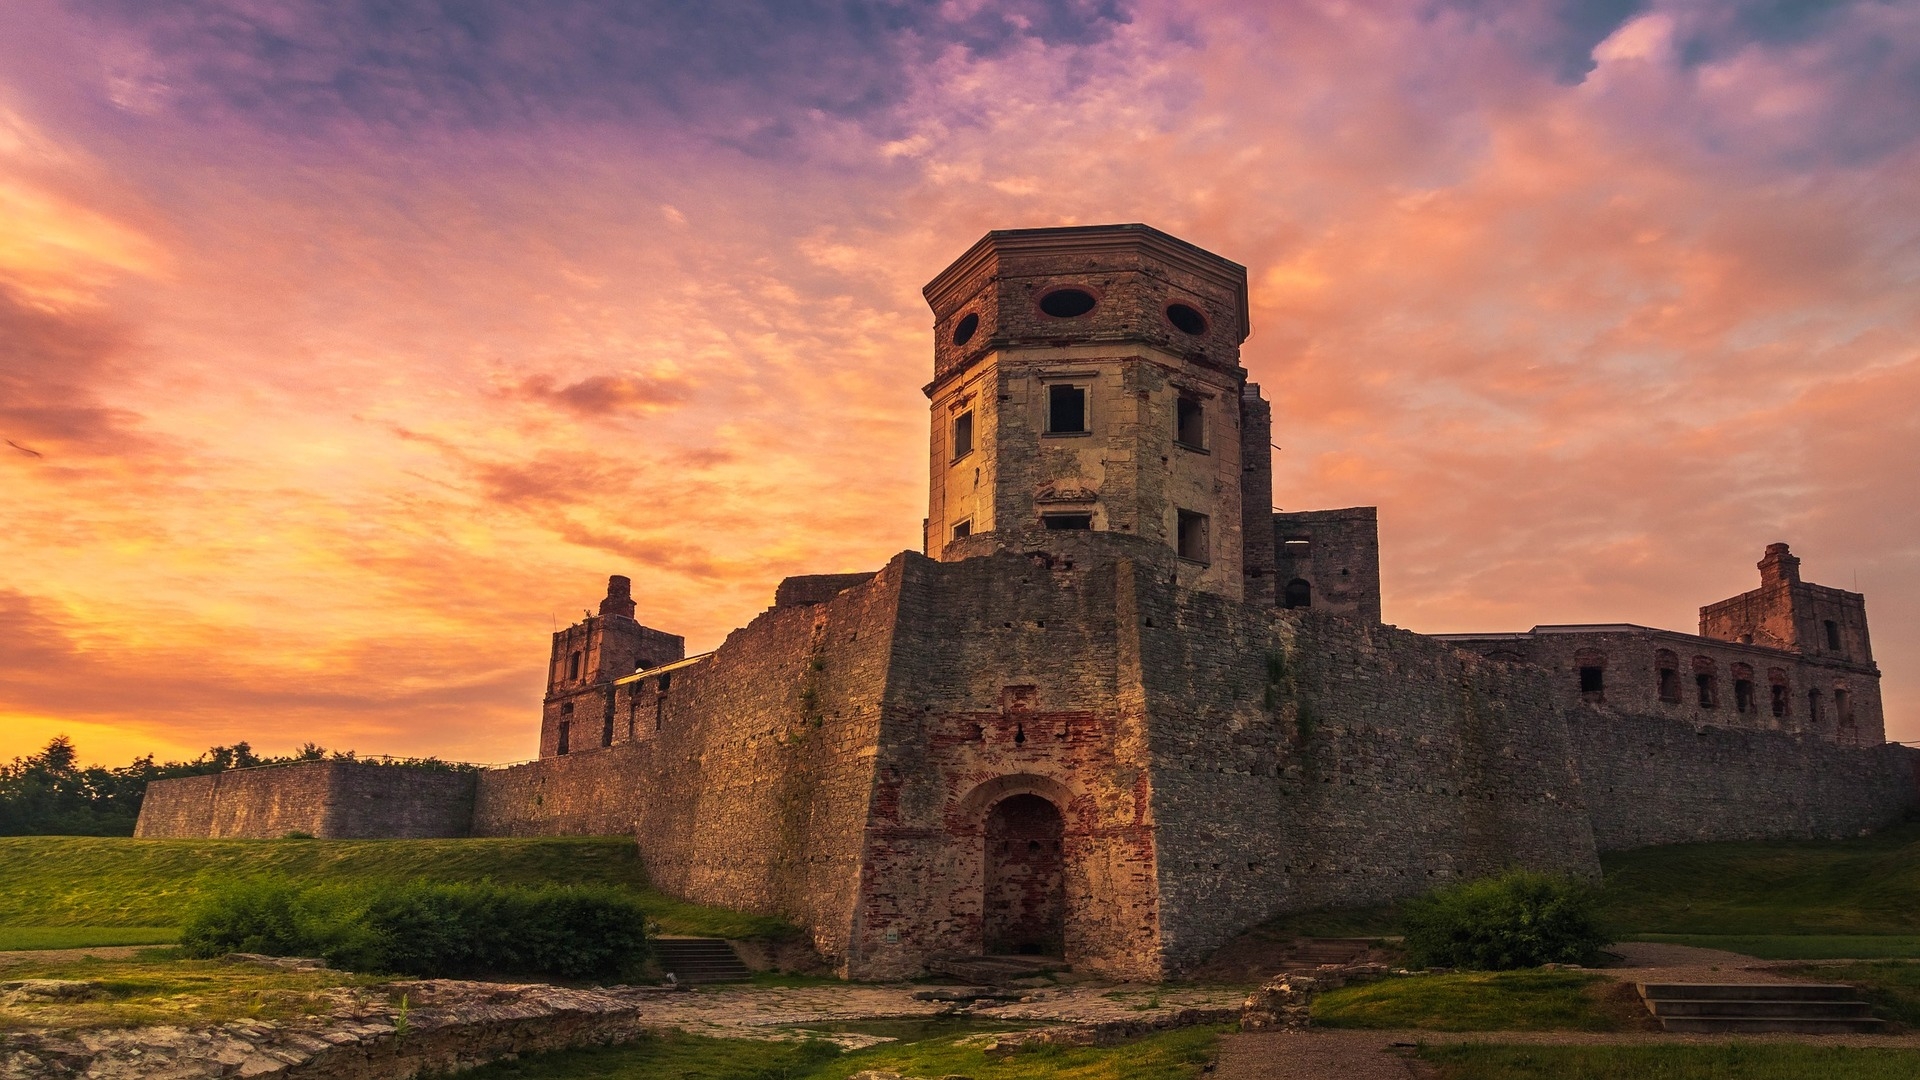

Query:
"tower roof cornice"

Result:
[[923, 223, 1251, 343]]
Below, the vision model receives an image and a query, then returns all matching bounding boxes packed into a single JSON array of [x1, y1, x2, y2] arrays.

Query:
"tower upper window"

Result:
[[1038, 288, 1097, 318], [952, 519, 972, 540], [1824, 619, 1840, 650], [1177, 509, 1210, 564], [1176, 394, 1205, 449], [952, 312, 980, 346], [1166, 303, 1207, 336], [1046, 385, 1088, 434], [567, 651, 582, 680], [952, 410, 975, 460]]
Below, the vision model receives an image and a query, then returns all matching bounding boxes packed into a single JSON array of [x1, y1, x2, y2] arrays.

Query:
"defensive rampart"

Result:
[[133, 761, 474, 839]]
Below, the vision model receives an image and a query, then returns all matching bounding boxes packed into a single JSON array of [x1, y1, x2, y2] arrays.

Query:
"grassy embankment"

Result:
[[1596, 820, 1920, 958], [1255, 820, 1920, 961], [0, 836, 793, 950]]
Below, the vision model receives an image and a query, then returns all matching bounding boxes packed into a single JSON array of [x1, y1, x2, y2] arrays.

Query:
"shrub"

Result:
[[180, 877, 338, 959], [181, 878, 650, 980], [1401, 869, 1609, 970]]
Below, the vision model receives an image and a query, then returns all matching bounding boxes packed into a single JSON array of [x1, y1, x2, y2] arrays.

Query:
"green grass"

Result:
[[0, 927, 179, 951], [0, 948, 390, 1030], [464, 1024, 1223, 1080], [1312, 971, 1637, 1032], [1625, 933, 1920, 959], [1597, 821, 1920, 936], [1781, 961, 1920, 1026], [0, 836, 795, 942], [1419, 1043, 1920, 1080]]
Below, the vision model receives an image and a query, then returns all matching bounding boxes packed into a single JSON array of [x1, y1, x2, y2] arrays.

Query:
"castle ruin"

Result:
[[138, 224, 1920, 980]]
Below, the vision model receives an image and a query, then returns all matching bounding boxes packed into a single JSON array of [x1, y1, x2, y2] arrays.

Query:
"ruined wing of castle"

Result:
[[139, 225, 1920, 980]]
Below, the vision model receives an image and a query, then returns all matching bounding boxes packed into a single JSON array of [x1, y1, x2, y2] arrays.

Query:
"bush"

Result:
[[1401, 869, 1609, 970], [182, 878, 650, 980]]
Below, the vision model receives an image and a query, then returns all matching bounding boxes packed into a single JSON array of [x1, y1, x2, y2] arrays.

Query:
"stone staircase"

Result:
[[652, 938, 753, 984], [1637, 983, 1884, 1033]]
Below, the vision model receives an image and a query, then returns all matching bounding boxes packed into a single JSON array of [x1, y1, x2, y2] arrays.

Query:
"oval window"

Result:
[[1166, 303, 1207, 336], [1038, 288, 1097, 318], [952, 312, 980, 346]]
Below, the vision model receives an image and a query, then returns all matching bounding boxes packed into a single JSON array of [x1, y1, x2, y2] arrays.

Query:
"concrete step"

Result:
[[1649, 1000, 1875, 1019], [1637, 983, 1857, 1001], [1656, 1016, 1887, 1034], [1636, 982, 1884, 1035], [652, 938, 753, 984]]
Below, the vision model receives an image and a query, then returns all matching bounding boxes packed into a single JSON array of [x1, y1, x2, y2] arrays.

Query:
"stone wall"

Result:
[[475, 555, 910, 973], [135, 762, 474, 839], [852, 544, 1165, 981], [1136, 594, 1602, 975], [1572, 715, 1919, 851], [1440, 626, 1885, 747]]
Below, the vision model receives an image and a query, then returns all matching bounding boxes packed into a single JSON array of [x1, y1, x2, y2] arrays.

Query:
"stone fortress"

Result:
[[138, 224, 1920, 981]]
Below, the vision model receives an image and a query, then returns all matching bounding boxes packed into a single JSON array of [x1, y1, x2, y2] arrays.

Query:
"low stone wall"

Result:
[[134, 762, 474, 840], [0, 980, 663, 1080], [1573, 716, 1920, 851]]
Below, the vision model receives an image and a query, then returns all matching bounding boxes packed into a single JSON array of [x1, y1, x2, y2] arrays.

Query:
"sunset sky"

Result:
[[4, 0, 1918, 766]]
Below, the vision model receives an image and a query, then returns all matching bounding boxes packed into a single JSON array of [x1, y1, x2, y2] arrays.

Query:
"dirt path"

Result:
[[0, 945, 145, 966]]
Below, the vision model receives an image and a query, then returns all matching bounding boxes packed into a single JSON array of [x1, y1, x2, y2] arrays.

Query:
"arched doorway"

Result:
[[1283, 578, 1312, 609], [983, 793, 1065, 956]]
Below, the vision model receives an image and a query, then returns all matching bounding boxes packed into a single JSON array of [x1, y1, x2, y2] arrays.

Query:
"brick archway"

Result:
[[983, 792, 1065, 956]]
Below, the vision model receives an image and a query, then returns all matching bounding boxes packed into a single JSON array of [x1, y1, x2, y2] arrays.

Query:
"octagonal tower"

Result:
[[922, 224, 1257, 599]]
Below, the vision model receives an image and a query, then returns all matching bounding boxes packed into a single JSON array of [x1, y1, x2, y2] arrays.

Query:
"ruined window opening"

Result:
[[1734, 679, 1755, 713], [1175, 394, 1205, 449], [1808, 688, 1824, 724], [1283, 578, 1312, 610], [601, 713, 614, 748], [1043, 513, 1091, 530], [1166, 302, 1207, 336], [1038, 287, 1097, 318], [952, 519, 972, 541], [556, 720, 571, 756], [1177, 509, 1209, 564], [1579, 667, 1605, 694], [1770, 682, 1790, 718], [951, 311, 980, 346], [567, 651, 582, 680], [1825, 619, 1841, 651], [1657, 668, 1681, 704], [1836, 688, 1854, 727], [655, 697, 666, 731], [1696, 673, 1717, 708], [1046, 384, 1087, 434], [561, 701, 574, 717], [659, 671, 672, 692], [952, 410, 974, 460]]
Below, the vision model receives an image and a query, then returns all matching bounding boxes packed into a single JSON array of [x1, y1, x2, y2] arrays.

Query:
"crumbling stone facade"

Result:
[[135, 224, 1920, 981]]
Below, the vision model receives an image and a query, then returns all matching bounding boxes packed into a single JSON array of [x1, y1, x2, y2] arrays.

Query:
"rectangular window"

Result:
[[1657, 668, 1681, 704], [1825, 619, 1841, 650], [952, 410, 974, 459], [1046, 384, 1088, 434], [1175, 394, 1205, 449], [1734, 679, 1755, 713], [1578, 667, 1604, 694], [1696, 673, 1717, 709], [1836, 688, 1854, 726], [952, 519, 972, 540], [601, 713, 614, 748], [1042, 513, 1091, 531], [1771, 683, 1789, 718], [1177, 509, 1210, 564], [1808, 688, 1824, 724], [556, 720, 571, 756], [567, 651, 582, 680]]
